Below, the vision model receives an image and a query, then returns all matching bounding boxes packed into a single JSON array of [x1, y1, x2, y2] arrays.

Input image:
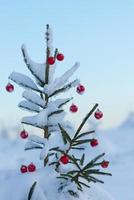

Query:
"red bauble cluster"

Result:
[[60, 155, 69, 164], [20, 163, 36, 173], [6, 83, 14, 92], [94, 109, 103, 120], [70, 104, 78, 113], [20, 130, 28, 139], [47, 53, 64, 65], [90, 139, 99, 147], [76, 84, 85, 94], [101, 160, 109, 168]]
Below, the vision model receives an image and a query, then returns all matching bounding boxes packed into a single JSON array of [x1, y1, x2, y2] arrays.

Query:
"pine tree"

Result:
[[6, 24, 111, 199]]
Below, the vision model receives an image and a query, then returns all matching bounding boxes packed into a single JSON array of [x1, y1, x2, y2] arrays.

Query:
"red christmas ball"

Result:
[[101, 160, 109, 168], [28, 163, 36, 172], [94, 109, 103, 120], [20, 165, 28, 173], [76, 84, 85, 94], [20, 130, 28, 139], [90, 139, 99, 147], [60, 155, 69, 164], [70, 104, 78, 113], [56, 53, 64, 61], [6, 83, 14, 92], [47, 57, 55, 65]]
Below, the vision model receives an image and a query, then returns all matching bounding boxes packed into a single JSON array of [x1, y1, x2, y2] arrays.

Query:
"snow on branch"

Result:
[[18, 100, 40, 113], [21, 44, 45, 86], [21, 109, 47, 129], [48, 110, 66, 126], [54, 98, 73, 108], [25, 141, 42, 150], [28, 182, 47, 200], [9, 72, 40, 92], [25, 135, 49, 160], [23, 90, 46, 108], [45, 62, 80, 95], [49, 79, 80, 98], [48, 121, 74, 133], [45, 24, 53, 52], [29, 135, 48, 145]]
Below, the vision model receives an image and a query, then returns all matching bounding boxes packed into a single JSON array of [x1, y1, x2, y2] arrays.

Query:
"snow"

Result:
[[46, 26, 53, 52], [21, 44, 56, 85], [22, 90, 46, 108], [44, 62, 80, 95], [54, 98, 73, 108], [25, 135, 49, 160], [18, 100, 40, 113], [21, 44, 46, 86], [0, 112, 134, 199], [22, 109, 48, 128], [9, 72, 40, 92]]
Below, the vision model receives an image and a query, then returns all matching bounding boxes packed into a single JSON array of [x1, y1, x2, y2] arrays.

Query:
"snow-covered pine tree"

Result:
[[7, 24, 111, 200]]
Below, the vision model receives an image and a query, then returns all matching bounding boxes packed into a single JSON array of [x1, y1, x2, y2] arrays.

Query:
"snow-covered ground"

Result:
[[98, 112, 134, 200], [0, 112, 134, 199]]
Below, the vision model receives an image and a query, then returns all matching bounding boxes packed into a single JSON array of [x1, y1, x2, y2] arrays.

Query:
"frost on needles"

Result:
[[8, 24, 111, 200]]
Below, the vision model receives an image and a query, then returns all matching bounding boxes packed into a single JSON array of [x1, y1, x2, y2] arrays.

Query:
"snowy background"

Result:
[[0, 112, 134, 199]]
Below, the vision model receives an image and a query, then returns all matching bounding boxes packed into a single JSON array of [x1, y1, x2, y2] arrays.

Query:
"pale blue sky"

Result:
[[0, 0, 134, 129]]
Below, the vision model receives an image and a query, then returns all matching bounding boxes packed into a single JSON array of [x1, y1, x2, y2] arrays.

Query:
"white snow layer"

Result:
[[44, 62, 80, 95], [18, 100, 40, 113], [1, 113, 134, 199], [25, 135, 49, 160], [21, 44, 46, 85], [21, 44, 56, 85], [53, 98, 73, 108], [23, 90, 46, 108], [46, 26, 53, 52], [0, 167, 114, 200], [22, 109, 48, 128], [21, 100, 67, 129], [9, 72, 40, 91]]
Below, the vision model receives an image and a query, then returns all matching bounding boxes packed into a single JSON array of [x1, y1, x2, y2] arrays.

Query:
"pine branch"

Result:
[[49, 79, 79, 98], [75, 130, 95, 140], [54, 48, 58, 59], [21, 47, 45, 86], [48, 110, 64, 118], [21, 121, 44, 129], [83, 153, 105, 171], [28, 181, 37, 200], [74, 103, 99, 138], [72, 139, 92, 146], [45, 24, 50, 84], [58, 97, 73, 108], [18, 103, 39, 113], [58, 124, 72, 144]]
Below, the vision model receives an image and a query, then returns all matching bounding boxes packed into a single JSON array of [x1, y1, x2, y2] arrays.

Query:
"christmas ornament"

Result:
[[6, 83, 14, 92], [94, 109, 103, 119], [20, 130, 28, 139], [47, 56, 55, 65], [56, 53, 64, 61], [70, 104, 78, 113], [90, 139, 99, 147], [60, 155, 69, 164], [20, 165, 28, 173], [28, 163, 36, 172], [76, 84, 85, 94], [101, 160, 109, 168]]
